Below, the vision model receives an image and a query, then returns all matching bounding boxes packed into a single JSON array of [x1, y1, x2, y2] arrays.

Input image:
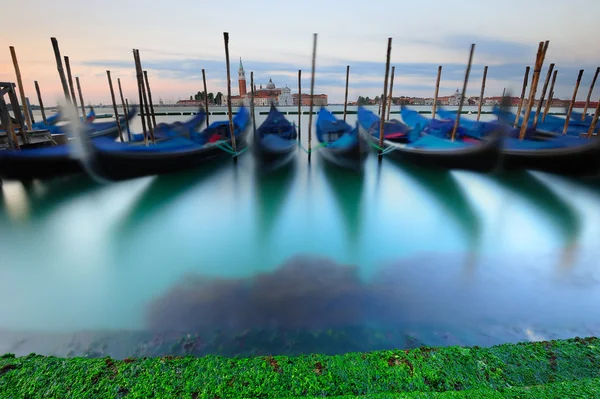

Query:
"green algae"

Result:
[[0, 337, 598, 398]]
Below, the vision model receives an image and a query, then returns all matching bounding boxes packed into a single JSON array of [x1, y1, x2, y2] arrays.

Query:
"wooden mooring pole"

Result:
[[143, 70, 157, 129], [386, 66, 395, 121], [563, 69, 584, 135], [34, 81, 47, 124], [542, 69, 558, 123], [117, 77, 131, 141], [64, 56, 80, 117], [9, 46, 32, 137], [586, 96, 600, 138], [307, 33, 317, 161], [519, 41, 548, 140], [202, 68, 209, 126], [378, 37, 392, 154], [343, 65, 350, 122], [50, 37, 72, 104], [451, 43, 476, 141], [132, 49, 148, 144], [533, 63, 555, 130], [223, 32, 237, 161], [476, 65, 488, 121], [514, 66, 531, 127], [432, 66, 442, 119], [582, 67, 600, 121], [134, 49, 155, 143], [106, 70, 124, 142], [297, 70, 302, 143], [250, 71, 256, 134], [75, 77, 87, 121]]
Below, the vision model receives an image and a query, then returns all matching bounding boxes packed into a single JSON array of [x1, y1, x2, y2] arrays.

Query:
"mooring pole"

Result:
[[223, 32, 238, 162], [378, 37, 392, 157]]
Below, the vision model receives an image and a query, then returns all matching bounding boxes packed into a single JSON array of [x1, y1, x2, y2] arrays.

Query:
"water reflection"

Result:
[[491, 171, 580, 248], [386, 159, 480, 249], [114, 159, 229, 235], [253, 160, 297, 240], [23, 176, 101, 220], [321, 162, 365, 251]]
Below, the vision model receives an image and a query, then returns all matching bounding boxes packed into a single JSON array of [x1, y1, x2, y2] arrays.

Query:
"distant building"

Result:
[[176, 99, 202, 106], [278, 86, 293, 106], [292, 93, 328, 106]]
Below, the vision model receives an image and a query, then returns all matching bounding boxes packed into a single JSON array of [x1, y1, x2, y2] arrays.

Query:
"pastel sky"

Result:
[[1, 0, 599, 105]]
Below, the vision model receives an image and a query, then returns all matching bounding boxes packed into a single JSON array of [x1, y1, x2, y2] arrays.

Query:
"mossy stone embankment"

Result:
[[0, 337, 598, 398]]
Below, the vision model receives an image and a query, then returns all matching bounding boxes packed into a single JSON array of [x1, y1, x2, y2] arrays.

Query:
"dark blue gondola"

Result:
[[0, 108, 201, 182], [83, 107, 251, 181], [252, 104, 297, 170]]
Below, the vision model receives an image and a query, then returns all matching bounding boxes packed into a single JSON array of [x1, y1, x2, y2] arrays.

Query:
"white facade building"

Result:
[[278, 86, 293, 106]]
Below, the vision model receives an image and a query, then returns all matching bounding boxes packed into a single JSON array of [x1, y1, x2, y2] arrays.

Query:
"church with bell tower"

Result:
[[227, 57, 326, 106]]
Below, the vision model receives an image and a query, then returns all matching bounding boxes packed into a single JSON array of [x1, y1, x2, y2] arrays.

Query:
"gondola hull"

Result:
[[252, 141, 297, 172], [359, 125, 502, 172], [88, 135, 249, 181], [316, 107, 369, 170], [0, 148, 82, 181], [85, 107, 250, 181], [499, 138, 600, 176], [252, 104, 298, 172], [318, 134, 369, 170]]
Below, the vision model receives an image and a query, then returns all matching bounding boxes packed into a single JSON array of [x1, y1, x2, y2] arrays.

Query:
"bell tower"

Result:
[[238, 58, 247, 96]]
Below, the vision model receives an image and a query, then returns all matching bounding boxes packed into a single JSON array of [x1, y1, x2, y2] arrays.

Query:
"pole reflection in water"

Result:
[[0, 106, 599, 359]]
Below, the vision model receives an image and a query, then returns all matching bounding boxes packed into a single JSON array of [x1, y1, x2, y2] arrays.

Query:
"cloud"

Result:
[[49, 36, 600, 105]]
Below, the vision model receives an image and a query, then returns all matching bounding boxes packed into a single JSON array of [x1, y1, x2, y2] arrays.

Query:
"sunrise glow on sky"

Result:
[[1, 0, 599, 105]]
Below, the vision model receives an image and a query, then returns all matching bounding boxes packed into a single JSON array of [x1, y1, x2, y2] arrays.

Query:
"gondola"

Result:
[[357, 106, 502, 172], [252, 104, 297, 171], [30, 109, 90, 130], [0, 107, 196, 182], [315, 107, 368, 170], [130, 108, 206, 143], [438, 106, 600, 176], [82, 107, 251, 181], [43, 107, 135, 139], [490, 107, 592, 138]]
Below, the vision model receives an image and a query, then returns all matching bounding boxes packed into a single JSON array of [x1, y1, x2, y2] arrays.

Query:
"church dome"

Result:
[[266, 78, 276, 90]]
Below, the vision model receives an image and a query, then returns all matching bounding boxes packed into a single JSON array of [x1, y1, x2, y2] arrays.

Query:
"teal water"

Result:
[[1, 105, 600, 358]]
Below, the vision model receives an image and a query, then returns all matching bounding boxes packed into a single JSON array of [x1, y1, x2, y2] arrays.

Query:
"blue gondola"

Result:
[[437, 106, 600, 176], [0, 108, 202, 181], [315, 107, 368, 170], [82, 107, 250, 181], [357, 106, 502, 171], [252, 104, 297, 171]]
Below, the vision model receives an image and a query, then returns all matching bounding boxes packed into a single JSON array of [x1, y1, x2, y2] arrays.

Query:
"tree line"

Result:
[[356, 96, 411, 106], [191, 91, 224, 105]]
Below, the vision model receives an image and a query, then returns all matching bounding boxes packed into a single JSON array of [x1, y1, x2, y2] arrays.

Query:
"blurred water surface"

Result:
[[1, 105, 599, 358]]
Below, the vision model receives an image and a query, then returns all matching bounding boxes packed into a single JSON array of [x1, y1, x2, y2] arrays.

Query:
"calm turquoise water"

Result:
[[1, 105, 600, 358]]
